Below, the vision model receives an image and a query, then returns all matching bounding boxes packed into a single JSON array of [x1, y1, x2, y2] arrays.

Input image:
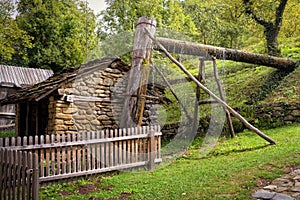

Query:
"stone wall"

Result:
[[47, 61, 159, 135], [161, 103, 300, 138], [255, 103, 300, 128]]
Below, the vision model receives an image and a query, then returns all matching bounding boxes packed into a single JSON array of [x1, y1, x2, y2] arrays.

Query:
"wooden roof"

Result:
[[0, 58, 128, 104], [0, 65, 53, 87]]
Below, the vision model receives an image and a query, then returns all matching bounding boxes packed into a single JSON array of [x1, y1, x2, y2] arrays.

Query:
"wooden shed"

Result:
[[0, 65, 53, 132], [1, 58, 166, 136]]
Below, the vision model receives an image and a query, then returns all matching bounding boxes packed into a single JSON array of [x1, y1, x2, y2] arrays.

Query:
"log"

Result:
[[155, 37, 297, 71], [120, 17, 157, 128], [145, 28, 276, 145]]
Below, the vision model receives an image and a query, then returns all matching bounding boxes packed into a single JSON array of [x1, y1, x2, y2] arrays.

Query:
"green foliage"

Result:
[[0, 0, 32, 65], [98, 0, 197, 40], [0, 131, 15, 138], [16, 0, 97, 72]]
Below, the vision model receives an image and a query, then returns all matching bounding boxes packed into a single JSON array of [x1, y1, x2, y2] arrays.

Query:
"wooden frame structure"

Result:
[[125, 17, 278, 144]]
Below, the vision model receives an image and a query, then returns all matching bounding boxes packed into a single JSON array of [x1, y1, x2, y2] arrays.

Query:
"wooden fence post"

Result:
[[148, 129, 156, 170], [32, 152, 39, 200], [120, 17, 157, 128]]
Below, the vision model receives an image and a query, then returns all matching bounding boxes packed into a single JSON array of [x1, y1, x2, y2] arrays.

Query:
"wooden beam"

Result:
[[120, 17, 157, 128], [146, 29, 276, 145], [155, 37, 297, 71]]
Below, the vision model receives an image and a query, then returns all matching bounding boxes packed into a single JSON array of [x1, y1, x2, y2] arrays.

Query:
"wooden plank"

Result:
[[12, 150, 17, 199], [32, 153, 39, 200], [7, 150, 12, 199], [157, 125, 161, 159], [114, 129, 119, 166], [105, 130, 109, 167], [16, 151, 22, 200], [72, 134, 77, 173], [96, 132, 100, 169], [0, 149, 3, 200], [91, 132, 95, 170], [2, 149, 8, 200], [51, 135, 55, 176], [39, 135, 45, 177], [45, 135, 50, 177], [109, 130, 114, 167], [61, 134, 66, 174], [86, 132, 91, 170], [127, 128, 131, 164], [27, 152, 33, 200], [82, 132, 86, 171], [100, 131, 105, 168], [56, 134, 61, 176], [122, 128, 127, 164], [21, 151, 27, 200], [67, 134, 71, 174], [118, 129, 122, 165]]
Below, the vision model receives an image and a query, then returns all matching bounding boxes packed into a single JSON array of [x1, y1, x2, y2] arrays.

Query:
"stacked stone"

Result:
[[47, 61, 159, 135], [253, 168, 300, 200], [256, 103, 300, 126]]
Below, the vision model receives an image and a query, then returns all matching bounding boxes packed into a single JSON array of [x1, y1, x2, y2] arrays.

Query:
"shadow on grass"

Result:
[[182, 144, 272, 160]]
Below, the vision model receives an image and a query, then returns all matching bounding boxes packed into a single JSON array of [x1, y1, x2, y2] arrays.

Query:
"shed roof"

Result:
[[0, 65, 53, 87], [0, 58, 128, 104]]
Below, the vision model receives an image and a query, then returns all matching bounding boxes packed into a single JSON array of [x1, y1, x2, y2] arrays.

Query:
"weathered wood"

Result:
[[146, 30, 276, 144], [155, 37, 298, 71], [212, 57, 235, 138], [148, 129, 156, 170], [120, 17, 157, 128]]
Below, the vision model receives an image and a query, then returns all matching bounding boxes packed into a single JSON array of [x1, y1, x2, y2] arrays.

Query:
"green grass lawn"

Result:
[[40, 123, 300, 200]]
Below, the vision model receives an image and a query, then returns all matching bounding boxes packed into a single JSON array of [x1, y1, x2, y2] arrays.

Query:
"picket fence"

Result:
[[0, 125, 162, 199]]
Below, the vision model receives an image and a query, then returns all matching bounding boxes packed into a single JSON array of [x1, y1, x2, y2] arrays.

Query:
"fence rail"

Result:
[[0, 125, 162, 194]]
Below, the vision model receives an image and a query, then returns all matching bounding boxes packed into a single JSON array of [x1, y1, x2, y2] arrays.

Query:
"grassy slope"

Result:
[[40, 123, 300, 200]]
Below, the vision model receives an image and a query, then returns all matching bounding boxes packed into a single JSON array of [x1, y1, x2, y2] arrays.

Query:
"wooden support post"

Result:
[[145, 29, 276, 145], [120, 17, 157, 128], [32, 153, 39, 200], [192, 59, 205, 135], [212, 57, 235, 138], [152, 64, 192, 121], [148, 129, 156, 170]]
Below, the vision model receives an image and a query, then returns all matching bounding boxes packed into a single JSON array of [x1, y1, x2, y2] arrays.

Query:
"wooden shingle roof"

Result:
[[0, 58, 128, 104], [0, 65, 53, 87]]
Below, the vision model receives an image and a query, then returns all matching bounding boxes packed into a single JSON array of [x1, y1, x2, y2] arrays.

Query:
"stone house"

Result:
[[0, 65, 53, 131], [1, 58, 165, 136]]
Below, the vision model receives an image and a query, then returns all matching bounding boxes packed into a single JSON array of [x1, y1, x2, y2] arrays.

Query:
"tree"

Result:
[[0, 0, 32, 65], [243, 0, 288, 56], [16, 0, 97, 72], [98, 0, 197, 40]]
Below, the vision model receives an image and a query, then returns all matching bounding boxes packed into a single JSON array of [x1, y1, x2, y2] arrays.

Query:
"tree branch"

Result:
[[275, 0, 288, 27], [243, 0, 272, 27]]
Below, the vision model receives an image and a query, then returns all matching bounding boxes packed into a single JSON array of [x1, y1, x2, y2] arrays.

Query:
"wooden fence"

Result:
[[0, 148, 39, 200], [0, 125, 161, 192]]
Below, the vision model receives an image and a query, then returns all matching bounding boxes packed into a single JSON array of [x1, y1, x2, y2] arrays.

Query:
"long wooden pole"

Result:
[[145, 29, 276, 145], [120, 17, 156, 128], [155, 37, 297, 71]]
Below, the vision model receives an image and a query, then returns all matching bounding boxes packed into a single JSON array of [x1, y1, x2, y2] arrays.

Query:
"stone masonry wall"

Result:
[[47, 61, 158, 135]]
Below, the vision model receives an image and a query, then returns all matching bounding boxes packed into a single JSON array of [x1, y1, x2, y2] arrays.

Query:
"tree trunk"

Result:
[[155, 37, 297, 71]]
